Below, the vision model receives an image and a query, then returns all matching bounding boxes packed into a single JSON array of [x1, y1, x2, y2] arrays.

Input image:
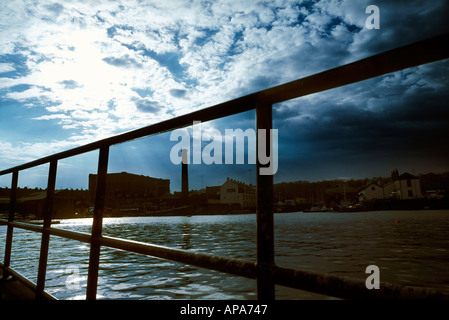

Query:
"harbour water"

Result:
[[0, 210, 448, 300]]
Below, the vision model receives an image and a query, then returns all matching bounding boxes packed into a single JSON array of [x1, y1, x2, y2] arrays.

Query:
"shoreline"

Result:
[[2, 207, 448, 222]]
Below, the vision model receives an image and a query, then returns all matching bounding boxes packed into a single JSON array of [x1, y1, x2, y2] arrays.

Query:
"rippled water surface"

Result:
[[0, 210, 448, 300]]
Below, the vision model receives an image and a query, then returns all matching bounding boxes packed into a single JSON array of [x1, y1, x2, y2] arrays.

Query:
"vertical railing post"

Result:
[[86, 146, 109, 300], [2, 170, 18, 280], [255, 100, 275, 300], [36, 160, 57, 299]]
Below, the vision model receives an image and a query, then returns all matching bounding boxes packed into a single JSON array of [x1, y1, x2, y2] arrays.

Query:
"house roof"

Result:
[[398, 172, 419, 180], [358, 182, 383, 192], [90, 171, 169, 181], [223, 178, 254, 189]]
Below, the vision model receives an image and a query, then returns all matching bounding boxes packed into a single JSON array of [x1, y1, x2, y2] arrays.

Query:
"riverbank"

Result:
[[1, 198, 448, 221]]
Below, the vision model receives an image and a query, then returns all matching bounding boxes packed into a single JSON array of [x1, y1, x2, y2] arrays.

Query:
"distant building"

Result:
[[88, 172, 170, 211], [52, 189, 91, 218], [358, 182, 384, 202], [206, 186, 221, 204], [0, 188, 90, 219], [358, 169, 423, 202], [384, 171, 423, 200], [220, 178, 256, 209]]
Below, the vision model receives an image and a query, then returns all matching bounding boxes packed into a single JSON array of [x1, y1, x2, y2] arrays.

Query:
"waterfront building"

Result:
[[0, 188, 90, 219], [385, 171, 423, 200], [206, 186, 221, 204], [358, 169, 423, 202], [358, 182, 385, 202], [88, 172, 170, 212], [220, 178, 256, 209]]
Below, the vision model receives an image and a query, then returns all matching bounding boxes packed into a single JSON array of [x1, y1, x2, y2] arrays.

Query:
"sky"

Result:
[[0, 0, 448, 192]]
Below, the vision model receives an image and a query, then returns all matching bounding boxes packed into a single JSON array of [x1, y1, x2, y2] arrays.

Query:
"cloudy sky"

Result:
[[0, 0, 448, 191]]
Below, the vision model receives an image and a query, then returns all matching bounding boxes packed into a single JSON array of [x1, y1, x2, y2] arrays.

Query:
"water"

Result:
[[0, 210, 448, 300]]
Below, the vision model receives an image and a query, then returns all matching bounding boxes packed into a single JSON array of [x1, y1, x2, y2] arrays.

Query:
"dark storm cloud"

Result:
[[272, 56, 449, 181], [350, 0, 449, 59], [268, 0, 449, 179]]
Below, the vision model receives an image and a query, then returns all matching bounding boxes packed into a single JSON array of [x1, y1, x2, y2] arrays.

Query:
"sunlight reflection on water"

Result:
[[0, 210, 448, 300]]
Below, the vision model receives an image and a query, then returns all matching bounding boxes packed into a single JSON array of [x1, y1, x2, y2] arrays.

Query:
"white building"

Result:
[[358, 182, 384, 202], [220, 178, 256, 209], [384, 172, 423, 200], [358, 170, 423, 202]]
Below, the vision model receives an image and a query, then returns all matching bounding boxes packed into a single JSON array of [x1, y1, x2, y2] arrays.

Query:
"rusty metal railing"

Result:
[[1, 33, 449, 300]]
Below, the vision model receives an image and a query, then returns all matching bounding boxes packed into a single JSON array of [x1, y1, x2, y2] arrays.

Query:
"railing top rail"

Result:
[[0, 32, 448, 176]]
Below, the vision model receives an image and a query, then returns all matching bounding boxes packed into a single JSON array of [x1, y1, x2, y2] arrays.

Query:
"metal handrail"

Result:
[[1, 32, 449, 300]]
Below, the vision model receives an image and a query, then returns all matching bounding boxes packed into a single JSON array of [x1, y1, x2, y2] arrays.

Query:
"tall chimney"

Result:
[[182, 149, 188, 202]]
